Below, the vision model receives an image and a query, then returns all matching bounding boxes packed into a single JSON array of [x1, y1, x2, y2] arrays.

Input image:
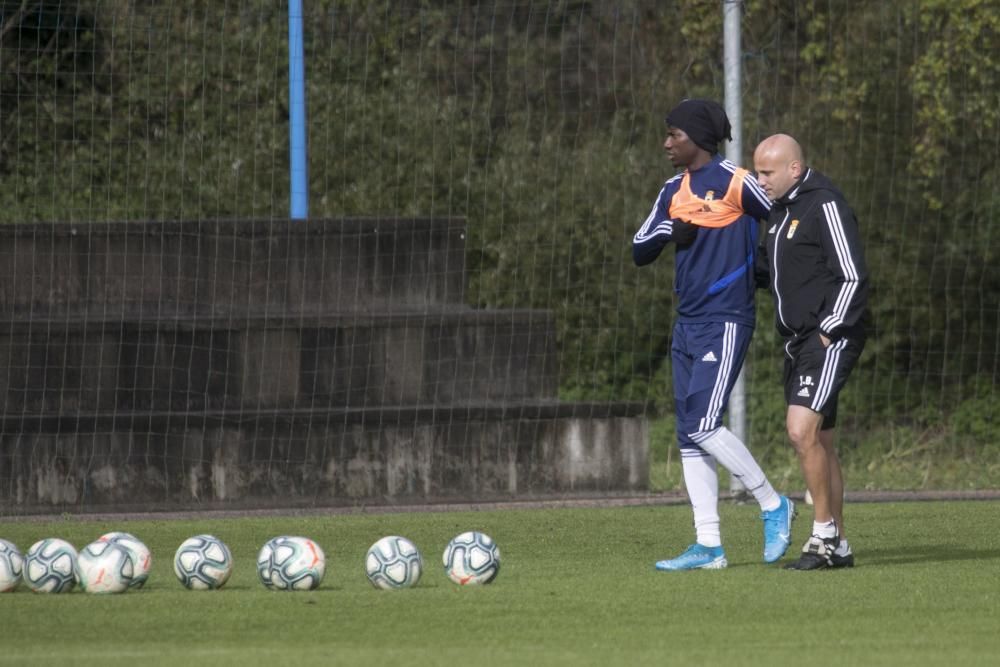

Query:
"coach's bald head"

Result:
[[754, 134, 805, 201]]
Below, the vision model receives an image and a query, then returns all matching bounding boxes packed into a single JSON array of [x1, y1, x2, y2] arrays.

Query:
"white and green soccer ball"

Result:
[[99, 532, 152, 589], [0, 539, 24, 592], [23, 538, 78, 593], [443, 531, 500, 586], [76, 541, 134, 594], [174, 535, 233, 590], [365, 536, 422, 590], [257, 536, 325, 591]]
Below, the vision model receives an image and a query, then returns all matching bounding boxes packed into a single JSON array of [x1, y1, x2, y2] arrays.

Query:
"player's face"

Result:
[[754, 151, 800, 201], [663, 126, 699, 168]]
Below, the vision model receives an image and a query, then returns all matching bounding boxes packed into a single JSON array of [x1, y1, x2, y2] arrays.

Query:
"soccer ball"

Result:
[[173, 535, 233, 590], [365, 535, 423, 590], [256, 536, 325, 591], [76, 541, 134, 594], [443, 531, 500, 586], [0, 539, 24, 592], [23, 538, 78, 593], [99, 532, 152, 589]]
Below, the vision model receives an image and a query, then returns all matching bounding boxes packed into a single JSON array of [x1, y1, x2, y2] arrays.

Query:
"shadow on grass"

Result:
[[680, 545, 999, 570], [862, 544, 1000, 566]]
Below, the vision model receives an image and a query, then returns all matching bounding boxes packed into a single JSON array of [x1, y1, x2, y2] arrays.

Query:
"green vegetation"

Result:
[[1, 2, 998, 478], [649, 415, 1000, 493], [2, 503, 999, 665]]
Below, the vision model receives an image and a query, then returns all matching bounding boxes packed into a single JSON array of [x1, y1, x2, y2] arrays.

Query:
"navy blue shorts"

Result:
[[671, 320, 753, 452]]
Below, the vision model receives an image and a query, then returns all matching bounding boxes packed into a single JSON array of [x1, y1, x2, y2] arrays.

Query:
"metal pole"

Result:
[[723, 0, 748, 496], [288, 0, 309, 219]]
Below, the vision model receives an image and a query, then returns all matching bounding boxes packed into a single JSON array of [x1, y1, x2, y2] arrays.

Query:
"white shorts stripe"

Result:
[[811, 338, 848, 412], [698, 322, 738, 433]]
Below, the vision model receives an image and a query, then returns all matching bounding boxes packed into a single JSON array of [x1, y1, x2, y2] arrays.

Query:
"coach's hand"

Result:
[[671, 219, 698, 246]]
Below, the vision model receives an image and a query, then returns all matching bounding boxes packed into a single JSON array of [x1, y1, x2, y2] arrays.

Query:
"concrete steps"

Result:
[[0, 218, 466, 318], [0, 218, 649, 512], [0, 309, 558, 412]]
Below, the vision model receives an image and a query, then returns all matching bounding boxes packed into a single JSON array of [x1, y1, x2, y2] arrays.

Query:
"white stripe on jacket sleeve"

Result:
[[820, 200, 860, 333]]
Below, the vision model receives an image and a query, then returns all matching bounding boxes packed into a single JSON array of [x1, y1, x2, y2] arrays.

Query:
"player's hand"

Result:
[[671, 219, 698, 246], [819, 333, 831, 348]]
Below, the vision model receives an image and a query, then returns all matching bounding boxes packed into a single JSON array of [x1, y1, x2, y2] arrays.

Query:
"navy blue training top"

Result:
[[633, 154, 772, 327]]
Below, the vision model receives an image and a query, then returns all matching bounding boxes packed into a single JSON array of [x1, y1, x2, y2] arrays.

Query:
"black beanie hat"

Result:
[[666, 99, 732, 154]]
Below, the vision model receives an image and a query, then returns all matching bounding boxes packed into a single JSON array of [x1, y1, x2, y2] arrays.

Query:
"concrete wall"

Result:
[[0, 219, 649, 513], [2, 405, 647, 513]]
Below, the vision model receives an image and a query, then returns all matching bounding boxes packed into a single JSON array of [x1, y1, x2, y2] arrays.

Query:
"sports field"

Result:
[[2, 500, 998, 666]]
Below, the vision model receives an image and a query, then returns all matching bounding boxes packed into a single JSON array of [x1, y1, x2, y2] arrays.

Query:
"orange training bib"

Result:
[[668, 167, 748, 228]]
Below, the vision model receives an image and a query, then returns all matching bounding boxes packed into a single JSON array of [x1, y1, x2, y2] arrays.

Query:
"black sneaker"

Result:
[[830, 545, 855, 568], [784, 534, 837, 570]]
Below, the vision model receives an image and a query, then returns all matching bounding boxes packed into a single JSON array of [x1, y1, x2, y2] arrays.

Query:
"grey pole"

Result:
[[723, 0, 749, 497]]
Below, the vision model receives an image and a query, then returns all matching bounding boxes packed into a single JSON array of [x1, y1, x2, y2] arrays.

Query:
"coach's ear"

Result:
[[672, 219, 698, 246]]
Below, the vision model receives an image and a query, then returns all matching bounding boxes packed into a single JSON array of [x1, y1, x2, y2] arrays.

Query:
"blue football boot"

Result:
[[761, 495, 796, 563], [655, 543, 727, 571]]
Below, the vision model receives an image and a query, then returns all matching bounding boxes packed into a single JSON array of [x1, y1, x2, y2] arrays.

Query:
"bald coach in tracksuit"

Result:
[[754, 133, 869, 570]]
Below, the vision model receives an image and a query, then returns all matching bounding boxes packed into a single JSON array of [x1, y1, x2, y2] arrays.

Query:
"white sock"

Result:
[[681, 452, 721, 548], [835, 539, 851, 556], [812, 520, 838, 539], [694, 427, 780, 512]]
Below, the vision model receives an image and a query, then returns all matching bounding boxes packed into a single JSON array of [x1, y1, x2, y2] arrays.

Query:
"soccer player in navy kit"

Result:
[[633, 99, 794, 570], [754, 133, 869, 570]]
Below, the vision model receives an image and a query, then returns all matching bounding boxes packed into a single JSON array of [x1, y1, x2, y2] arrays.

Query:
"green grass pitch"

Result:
[[2, 501, 999, 666]]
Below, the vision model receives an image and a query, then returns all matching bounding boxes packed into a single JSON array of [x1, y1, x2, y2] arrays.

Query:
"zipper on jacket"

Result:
[[773, 209, 792, 335]]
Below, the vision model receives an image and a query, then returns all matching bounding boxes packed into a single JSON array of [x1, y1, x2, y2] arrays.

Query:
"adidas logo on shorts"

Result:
[[797, 387, 811, 397], [701, 351, 718, 362]]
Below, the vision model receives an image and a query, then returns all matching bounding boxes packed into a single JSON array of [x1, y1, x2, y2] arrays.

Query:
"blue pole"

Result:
[[288, 0, 308, 219]]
